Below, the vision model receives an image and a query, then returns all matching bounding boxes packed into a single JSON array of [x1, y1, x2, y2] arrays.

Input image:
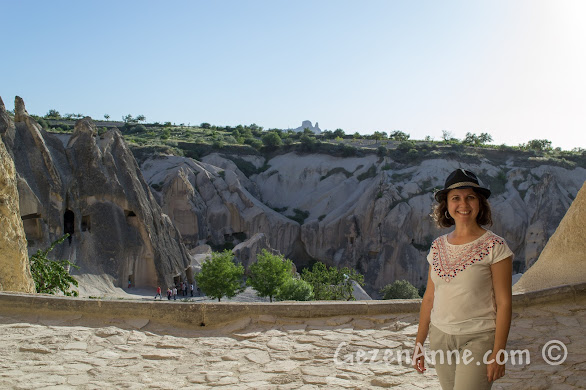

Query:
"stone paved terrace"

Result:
[[0, 283, 584, 389]]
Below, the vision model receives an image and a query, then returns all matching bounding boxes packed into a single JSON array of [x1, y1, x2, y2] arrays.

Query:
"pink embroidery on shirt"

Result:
[[431, 232, 505, 282]]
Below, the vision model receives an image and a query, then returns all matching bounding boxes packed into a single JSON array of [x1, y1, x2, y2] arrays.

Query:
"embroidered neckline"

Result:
[[431, 231, 505, 282]]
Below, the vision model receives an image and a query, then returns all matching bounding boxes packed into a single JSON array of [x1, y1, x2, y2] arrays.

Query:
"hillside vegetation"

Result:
[[12, 109, 586, 170]]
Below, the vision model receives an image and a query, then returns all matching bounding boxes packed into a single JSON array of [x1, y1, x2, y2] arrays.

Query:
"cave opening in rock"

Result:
[[81, 215, 91, 232], [21, 213, 43, 244], [173, 275, 181, 288], [127, 274, 134, 288], [64, 210, 74, 244]]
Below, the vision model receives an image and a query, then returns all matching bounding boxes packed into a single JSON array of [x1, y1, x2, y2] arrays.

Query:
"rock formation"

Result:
[[0, 97, 190, 291], [0, 104, 35, 292], [513, 181, 586, 292], [291, 120, 322, 134], [2, 95, 584, 296], [141, 154, 301, 258], [142, 148, 585, 295]]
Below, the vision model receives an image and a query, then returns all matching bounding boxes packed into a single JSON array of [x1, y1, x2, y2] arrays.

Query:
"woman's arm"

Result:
[[414, 265, 435, 373], [487, 256, 513, 382]]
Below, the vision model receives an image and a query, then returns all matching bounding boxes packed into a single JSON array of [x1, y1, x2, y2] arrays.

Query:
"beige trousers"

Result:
[[429, 323, 495, 390]]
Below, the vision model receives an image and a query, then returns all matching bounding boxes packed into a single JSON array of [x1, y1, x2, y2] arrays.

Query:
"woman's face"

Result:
[[446, 188, 480, 224]]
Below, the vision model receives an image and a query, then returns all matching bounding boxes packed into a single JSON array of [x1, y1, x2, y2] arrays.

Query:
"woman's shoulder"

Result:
[[483, 230, 508, 244], [430, 234, 448, 248]]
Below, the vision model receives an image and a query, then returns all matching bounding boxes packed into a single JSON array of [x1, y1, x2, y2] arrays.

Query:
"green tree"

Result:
[[261, 131, 283, 149], [244, 137, 263, 150], [390, 130, 410, 141], [45, 109, 61, 119], [301, 262, 364, 300], [246, 249, 293, 302], [276, 278, 314, 301], [135, 114, 146, 123], [122, 114, 135, 123], [200, 122, 211, 129], [478, 132, 493, 144], [195, 250, 245, 301], [370, 131, 386, 142], [525, 139, 552, 152], [463, 132, 479, 146], [300, 135, 317, 151], [377, 145, 387, 157], [322, 130, 334, 139], [104, 114, 110, 120], [333, 128, 345, 138], [380, 280, 420, 299], [29, 234, 79, 296]]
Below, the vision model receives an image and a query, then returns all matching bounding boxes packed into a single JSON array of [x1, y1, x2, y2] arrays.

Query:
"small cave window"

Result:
[[22, 213, 42, 241], [64, 210, 74, 244], [81, 215, 91, 232], [125, 210, 137, 218]]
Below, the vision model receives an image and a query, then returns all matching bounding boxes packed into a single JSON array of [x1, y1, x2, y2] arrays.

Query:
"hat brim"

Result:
[[434, 186, 491, 202]]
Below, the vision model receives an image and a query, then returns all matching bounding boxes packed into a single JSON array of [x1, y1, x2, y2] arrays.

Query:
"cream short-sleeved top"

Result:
[[427, 230, 513, 335]]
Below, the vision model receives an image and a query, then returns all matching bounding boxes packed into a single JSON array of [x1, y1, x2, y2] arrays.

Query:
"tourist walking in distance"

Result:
[[167, 287, 172, 300], [154, 286, 162, 300], [413, 169, 513, 389], [190, 283, 194, 297], [173, 286, 177, 300]]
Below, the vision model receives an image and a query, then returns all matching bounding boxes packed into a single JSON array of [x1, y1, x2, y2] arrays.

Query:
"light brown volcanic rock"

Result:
[[142, 155, 301, 257], [514, 181, 586, 292], [0, 121, 35, 292], [0, 96, 191, 292]]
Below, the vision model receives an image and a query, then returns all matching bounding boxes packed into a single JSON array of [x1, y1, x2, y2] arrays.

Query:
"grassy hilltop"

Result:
[[16, 110, 586, 171]]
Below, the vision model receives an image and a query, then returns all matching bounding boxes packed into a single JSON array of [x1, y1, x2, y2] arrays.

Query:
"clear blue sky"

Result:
[[2, 0, 585, 150]]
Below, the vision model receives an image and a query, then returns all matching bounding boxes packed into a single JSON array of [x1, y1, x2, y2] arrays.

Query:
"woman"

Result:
[[413, 169, 513, 390]]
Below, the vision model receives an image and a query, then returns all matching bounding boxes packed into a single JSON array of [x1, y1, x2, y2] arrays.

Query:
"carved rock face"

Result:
[[0, 134, 35, 292], [1, 97, 191, 292]]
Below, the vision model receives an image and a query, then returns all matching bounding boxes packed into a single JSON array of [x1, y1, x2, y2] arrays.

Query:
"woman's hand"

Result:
[[413, 343, 426, 373], [486, 351, 506, 382]]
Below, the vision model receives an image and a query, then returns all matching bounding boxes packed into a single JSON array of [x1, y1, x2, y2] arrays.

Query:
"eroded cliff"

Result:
[[0, 97, 190, 292]]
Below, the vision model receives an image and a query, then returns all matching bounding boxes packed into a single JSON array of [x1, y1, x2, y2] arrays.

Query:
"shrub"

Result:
[[128, 124, 147, 135], [301, 262, 364, 301], [244, 137, 263, 150], [380, 280, 420, 299], [29, 234, 79, 296], [276, 278, 314, 301], [287, 208, 310, 225], [261, 131, 283, 149], [357, 165, 377, 181]]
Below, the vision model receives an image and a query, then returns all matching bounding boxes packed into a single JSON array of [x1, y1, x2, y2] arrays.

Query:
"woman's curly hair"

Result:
[[432, 189, 493, 228]]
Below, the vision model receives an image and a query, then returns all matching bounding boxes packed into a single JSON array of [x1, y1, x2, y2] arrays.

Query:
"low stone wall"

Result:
[[1, 282, 584, 329]]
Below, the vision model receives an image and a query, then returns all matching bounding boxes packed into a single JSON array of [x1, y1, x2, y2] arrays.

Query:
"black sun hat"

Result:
[[434, 169, 491, 202]]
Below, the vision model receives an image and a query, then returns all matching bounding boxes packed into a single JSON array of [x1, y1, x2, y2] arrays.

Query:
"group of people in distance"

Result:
[[154, 281, 197, 301]]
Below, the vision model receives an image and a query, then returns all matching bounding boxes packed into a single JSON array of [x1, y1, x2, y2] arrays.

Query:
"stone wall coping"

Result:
[[1, 282, 584, 328]]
